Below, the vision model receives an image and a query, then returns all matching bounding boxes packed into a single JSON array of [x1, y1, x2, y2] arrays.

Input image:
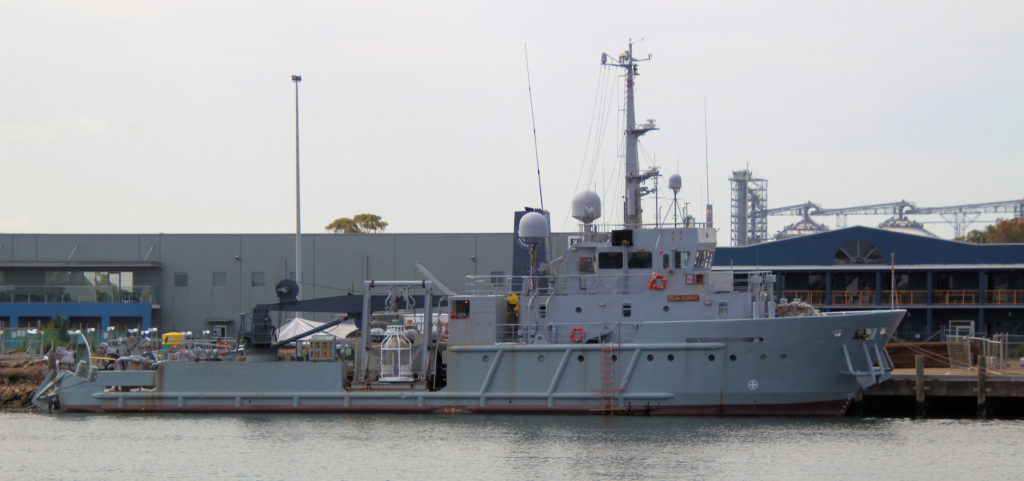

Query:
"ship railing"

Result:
[[464, 273, 676, 296], [466, 272, 776, 297], [494, 320, 642, 345], [570, 221, 711, 241]]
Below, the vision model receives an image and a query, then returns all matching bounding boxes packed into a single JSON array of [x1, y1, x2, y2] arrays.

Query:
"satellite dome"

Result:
[[518, 211, 548, 244], [571, 190, 602, 224], [668, 174, 682, 193]]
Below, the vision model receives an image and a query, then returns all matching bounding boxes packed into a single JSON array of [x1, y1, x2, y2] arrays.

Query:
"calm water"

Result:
[[2, 413, 1022, 480]]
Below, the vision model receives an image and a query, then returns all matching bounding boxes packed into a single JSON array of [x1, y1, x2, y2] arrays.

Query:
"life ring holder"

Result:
[[569, 326, 585, 343], [168, 345, 183, 361], [216, 340, 231, 354], [648, 274, 667, 291]]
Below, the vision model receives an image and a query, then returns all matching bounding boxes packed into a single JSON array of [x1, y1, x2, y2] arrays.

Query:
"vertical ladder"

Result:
[[591, 338, 624, 415]]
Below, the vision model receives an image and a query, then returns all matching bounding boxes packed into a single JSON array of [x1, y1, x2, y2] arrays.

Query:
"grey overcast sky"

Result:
[[1, 0, 1021, 239]]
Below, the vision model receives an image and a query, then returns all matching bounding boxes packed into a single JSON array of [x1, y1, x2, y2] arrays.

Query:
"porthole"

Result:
[[577, 355, 585, 362], [729, 354, 737, 361], [708, 354, 715, 361], [647, 354, 654, 361], [538, 355, 545, 362], [482, 355, 490, 362], [667, 354, 675, 361], [758, 337, 764, 342], [612, 354, 618, 362], [760, 354, 767, 360], [780, 354, 788, 360], [575, 306, 582, 313], [662, 305, 669, 312]]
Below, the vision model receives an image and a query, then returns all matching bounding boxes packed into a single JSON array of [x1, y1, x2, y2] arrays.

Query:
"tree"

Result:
[[325, 213, 388, 234], [986, 217, 1024, 243], [325, 217, 361, 233], [957, 217, 1024, 244], [352, 213, 388, 233]]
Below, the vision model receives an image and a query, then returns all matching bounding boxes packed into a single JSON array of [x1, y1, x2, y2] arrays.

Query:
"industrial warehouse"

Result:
[[2, 223, 1023, 341]]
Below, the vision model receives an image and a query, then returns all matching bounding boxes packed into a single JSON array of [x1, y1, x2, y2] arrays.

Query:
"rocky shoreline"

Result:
[[0, 358, 46, 411]]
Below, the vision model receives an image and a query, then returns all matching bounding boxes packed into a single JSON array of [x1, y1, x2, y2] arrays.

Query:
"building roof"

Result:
[[714, 226, 1024, 268]]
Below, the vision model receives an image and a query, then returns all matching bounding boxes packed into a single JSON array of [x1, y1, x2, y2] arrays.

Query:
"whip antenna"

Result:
[[704, 98, 713, 227], [524, 44, 545, 210]]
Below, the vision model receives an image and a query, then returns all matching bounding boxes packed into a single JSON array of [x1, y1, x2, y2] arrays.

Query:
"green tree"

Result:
[[958, 217, 1024, 244], [986, 217, 1024, 243], [325, 217, 361, 233], [353, 213, 388, 233], [325, 214, 388, 234], [958, 229, 989, 244]]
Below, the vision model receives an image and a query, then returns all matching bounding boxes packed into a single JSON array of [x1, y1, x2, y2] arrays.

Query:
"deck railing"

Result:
[[779, 290, 827, 305], [881, 290, 929, 305], [0, 285, 158, 304], [831, 290, 877, 306], [782, 289, 990, 306], [985, 290, 1024, 305], [932, 289, 978, 305]]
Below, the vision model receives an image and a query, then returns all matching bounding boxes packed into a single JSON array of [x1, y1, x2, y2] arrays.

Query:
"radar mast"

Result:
[[602, 41, 658, 229]]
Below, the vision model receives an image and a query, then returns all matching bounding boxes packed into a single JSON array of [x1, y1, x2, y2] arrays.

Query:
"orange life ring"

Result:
[[569, 326, 585, 343], [216, 341, 231, 354], [648, 274, 667, 290]]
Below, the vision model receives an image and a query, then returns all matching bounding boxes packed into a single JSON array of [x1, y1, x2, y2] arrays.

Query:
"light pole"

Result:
[[292, 74, 302, 300]]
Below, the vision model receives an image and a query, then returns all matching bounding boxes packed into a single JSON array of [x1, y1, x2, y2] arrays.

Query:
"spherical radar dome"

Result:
[[571, 190, 602, 224], [518, 211, 549, 244]]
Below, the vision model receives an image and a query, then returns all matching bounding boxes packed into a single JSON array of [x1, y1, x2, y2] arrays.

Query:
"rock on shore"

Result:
[[0, 358, 47, 410]]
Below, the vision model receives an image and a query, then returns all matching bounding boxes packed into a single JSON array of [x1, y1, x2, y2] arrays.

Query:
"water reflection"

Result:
[[2, 413, 1022, 480]]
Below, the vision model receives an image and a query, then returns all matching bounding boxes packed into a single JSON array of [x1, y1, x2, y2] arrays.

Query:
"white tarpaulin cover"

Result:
[[276, 317, 357, 344]]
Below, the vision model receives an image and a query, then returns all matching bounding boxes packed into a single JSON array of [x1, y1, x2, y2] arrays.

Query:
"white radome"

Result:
[[518, 211, 548, 244], [571, 190, 602, 224], [668, 174, 682, 193]]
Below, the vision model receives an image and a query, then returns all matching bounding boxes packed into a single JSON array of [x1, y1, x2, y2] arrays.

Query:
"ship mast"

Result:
[[603, 41, 658, 229]]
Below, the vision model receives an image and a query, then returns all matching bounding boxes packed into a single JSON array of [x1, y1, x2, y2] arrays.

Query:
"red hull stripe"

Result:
[[65, 399, 850, 416]]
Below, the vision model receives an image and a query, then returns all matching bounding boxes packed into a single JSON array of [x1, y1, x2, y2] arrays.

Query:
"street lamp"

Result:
[[292, 74, 303, 301]]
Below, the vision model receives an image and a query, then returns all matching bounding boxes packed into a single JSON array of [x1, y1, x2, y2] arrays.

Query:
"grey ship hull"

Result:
[[35, 309, 902, 415]]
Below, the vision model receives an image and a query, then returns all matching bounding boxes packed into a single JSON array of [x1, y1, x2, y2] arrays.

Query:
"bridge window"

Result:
[[628, 251, 652, 269], [598, 252, 623, 269], [694, 250, 713, 270], [674, 251, 690, 269]]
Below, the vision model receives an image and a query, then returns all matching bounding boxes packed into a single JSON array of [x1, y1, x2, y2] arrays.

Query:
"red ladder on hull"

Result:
[[591, 338, 624, 415]]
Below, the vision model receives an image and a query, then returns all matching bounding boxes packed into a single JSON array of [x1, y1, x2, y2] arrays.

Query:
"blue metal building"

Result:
[[714, 226, 1024, 340]]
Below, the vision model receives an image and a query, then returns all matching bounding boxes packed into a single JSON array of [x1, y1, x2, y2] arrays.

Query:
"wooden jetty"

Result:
[[859, 355, 1024, 418]]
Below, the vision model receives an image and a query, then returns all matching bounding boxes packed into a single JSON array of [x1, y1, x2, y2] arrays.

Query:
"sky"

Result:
[[1, 0, 1021, 241]]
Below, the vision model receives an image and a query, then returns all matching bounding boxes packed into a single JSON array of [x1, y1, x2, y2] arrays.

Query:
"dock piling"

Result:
[[977, 355, 988, 419], [914, 355, 926, 418]]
